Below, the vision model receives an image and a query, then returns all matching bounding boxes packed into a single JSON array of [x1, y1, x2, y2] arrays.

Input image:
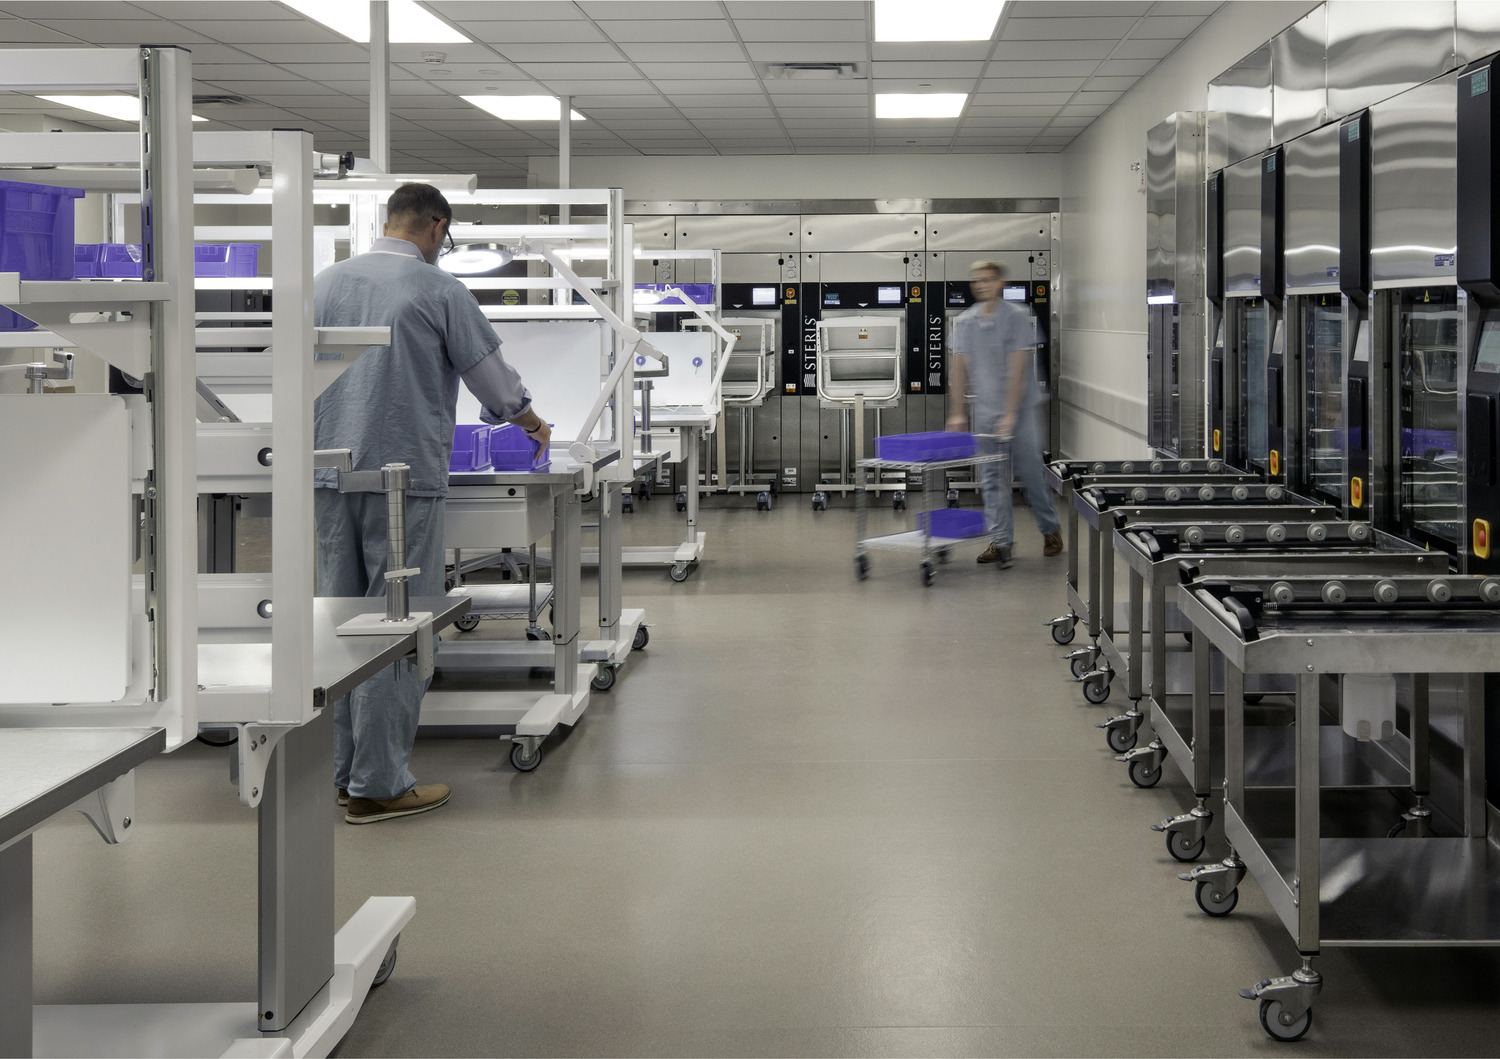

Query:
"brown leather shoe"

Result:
[[337, 787, 349, 807], [1043, 532, 1064, 556], [977, 545, 1013, 568], [345, 783, 451, 824]]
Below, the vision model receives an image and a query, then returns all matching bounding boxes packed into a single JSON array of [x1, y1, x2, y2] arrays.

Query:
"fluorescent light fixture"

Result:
[[1146, 294, 1175, 305], [39, 94, 208, 122], [875, 93, 967, 119], [439, 244, 515, 276], [875, 0, 1005, 42], [462, 96, 587, 122], [281, 0, 468, 43]]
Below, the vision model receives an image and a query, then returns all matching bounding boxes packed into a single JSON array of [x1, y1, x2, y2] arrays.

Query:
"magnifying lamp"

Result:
[[438, 241, 515, 276]]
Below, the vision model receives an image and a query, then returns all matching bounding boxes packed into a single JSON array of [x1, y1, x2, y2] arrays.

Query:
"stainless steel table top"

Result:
[[0, 727, 164, 846], [448, 445, 620, 488]]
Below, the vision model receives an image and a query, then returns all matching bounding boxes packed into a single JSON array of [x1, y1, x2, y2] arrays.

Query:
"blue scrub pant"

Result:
[[315, 488, 445, 801], [978, 406, 1060, 548]]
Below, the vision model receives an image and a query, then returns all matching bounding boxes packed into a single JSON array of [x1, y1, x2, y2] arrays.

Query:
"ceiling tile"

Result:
[[195, 62, 296, 81], [677, 107, 778, 119], [534, 79, 655, 95], [1111, 38, 1178, 60], [965, 105, 1059, 117], [237, 42, 372, 63], [764, 80, 870, 96], [635, 62, 757, 79], [577, 1, 724, 17], [571, 96, 671, 110], [619, 42, 747, 63], [517, 62, 641, 79], [871, 61, 983, 78], [870, 78, 978, 94], [464, 20, 607, 43], [969, 92, 1077, 106], [744, 42, 866, 62], [981, 60, 1101, 77], [1092, 58, 1159, 76], [978, 76, 1086, 92], [1084, 75, 1139, 92], [990, 40, 1117, 61], [428, 2, 583, 20], [1046, 115, 1095, 128], [1151, 1, 1223, 14], [1002, 16, 1143, 39], [36, 18, 207, 43], [734, 20, 865, 42], [181, 19, 342, 43], [596, 19, 735, 43], [675, 93, 780, 107], [490, 43, 622, 63], [1133, 15, 1210, 38], [724, 1, 862, 17], [133, 1, 298, 17], [1060, 104, 1109, 117], [651, 79, 764, 94], [870, 42, 991, 61], [1073, 91, 1122, 106], [0, 21, 80, 42]]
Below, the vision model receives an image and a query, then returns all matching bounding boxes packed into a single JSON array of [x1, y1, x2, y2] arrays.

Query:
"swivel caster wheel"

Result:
[[675, 491, 687, 512], [1082, 676, 1111, 704], [1051, 621, 1077, 645], [453, 615, 481, 633], [1127, 757, 1162, 788], [769, 478, 780, 496], [1244, 693, 1265, 704], [936, 548, 949, 564], [946, 488, 960, 508], [591, 665, 617, 692], [510, 741, 543, 772], [1166, 829, 1207, 862], [920, 561, 935, 587], [756, 490, 772, 511], [525, 625, 549, 641], [636, 481, 651, 500], [855, 554, 870, 581], [1259, 1000, 1312, 1043], [632, 626, 650, 650], [372, 936, 399, 987], [812, 491, 828, 511], [1069, 654, 1091, 679], [1195, 879, 1239, 917], [1105, 724, 1137, 753], [892, 490, 907, 511], [621, 494, 634, 514], [669, 562, 691, 583]]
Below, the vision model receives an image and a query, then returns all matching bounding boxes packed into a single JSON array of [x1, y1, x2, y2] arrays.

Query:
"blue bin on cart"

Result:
[[0, 179, 85, 331]]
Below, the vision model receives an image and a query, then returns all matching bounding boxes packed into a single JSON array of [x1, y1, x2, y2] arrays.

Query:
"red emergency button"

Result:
[[1476, 519, 1492, 560], [1350, 476, 1364, 508]]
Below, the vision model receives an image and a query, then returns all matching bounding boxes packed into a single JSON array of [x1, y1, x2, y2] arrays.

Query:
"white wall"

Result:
[[1056, 0, 1316, 458], [527, 152, 1061, 201]]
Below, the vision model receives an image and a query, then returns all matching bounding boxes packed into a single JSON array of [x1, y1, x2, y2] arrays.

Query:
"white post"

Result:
[[369, 1, 390, 173]]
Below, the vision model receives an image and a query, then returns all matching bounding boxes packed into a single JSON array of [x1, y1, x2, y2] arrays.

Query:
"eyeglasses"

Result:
[[439, 219, 456, 258]]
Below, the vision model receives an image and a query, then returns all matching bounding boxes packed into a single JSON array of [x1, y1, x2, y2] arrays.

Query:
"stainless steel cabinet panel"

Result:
[[1223, 156, 1262, 295], [1327, 1, 1456, 119], [719, 251, 785, 284], [1147, 112, 1205, 301], [925, 212, 1050, 250], [674, 213, 799, 252], [1273, 5, 1328, 144], [629, 216, 675, 250], [1456, 0, 1500, 64], [1370, 73, 1458, 287], [801, 213, 924, 252], [937, 250, 1034, 283], [1284, 122, 1341, 292], [1208, 41, 1272, 170], [815, 251, 909, 283]]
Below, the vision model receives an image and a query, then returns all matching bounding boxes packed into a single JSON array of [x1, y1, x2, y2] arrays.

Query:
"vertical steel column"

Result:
[[1099, 521, 1116, 644], [684, 424, 700, 547], [1066, 486, 1079, 599], [1224, 653, 1246, 810], [1464, 673, 1487, 837], [1087, 510, 1102, 641], [1127, 566, 1144, 701], [597, 480, 622, 643], [258, 708, 335, 1032], [369, 1, 390, 173], [140, 46, 199, 746], [1410, 672, 1431, 798], [1295, 670, 1321, 954], [1150, 578, 1168, 724], [558, 97, 571, 232], [0, 837, 32, 1058], [1192, 614, 1212, 798], [552, 485, 583, 695]]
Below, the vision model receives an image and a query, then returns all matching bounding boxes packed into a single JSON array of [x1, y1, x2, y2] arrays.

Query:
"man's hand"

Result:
[[995, 412, 1015, 438], [945, 412, 968, 433], [509, 408, 551, 452]]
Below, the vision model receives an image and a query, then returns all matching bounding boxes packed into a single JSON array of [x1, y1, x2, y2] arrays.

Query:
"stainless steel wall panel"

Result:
[[674, 213, 799, 252], [1223, 156, 1263, 295], [1456, 0, 1500, 64], [1273, 6, 1329, 144], [938, 250, 1034, 283], [1370, 73, 1458, 287], [817, 251, 909, 283], [1147, 112, 1205, 301], [1208, 42, 1272, 169], [1284, 122, 1342, 292], [1327, 1, 1456, 119], [630, 217, 675, 250], [801, 214, 924, 252], [926, 213, 1051, 251]]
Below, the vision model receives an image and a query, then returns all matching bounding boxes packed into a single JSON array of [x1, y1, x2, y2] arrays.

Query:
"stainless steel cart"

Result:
[[853, 440, 1009, 587]]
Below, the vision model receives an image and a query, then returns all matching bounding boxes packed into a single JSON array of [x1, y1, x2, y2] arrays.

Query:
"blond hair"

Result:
[[969, 259, 1005, 279]]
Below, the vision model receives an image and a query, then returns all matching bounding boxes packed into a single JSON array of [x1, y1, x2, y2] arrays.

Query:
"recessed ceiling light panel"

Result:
[[39, 94, 208, 122], [282, 0, 468, 44], [874, 0, 1005, 42], [462, 96, 587, 122], [875, 93, 967, 119]]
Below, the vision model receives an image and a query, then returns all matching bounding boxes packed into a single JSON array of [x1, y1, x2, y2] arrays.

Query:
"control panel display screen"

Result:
[[752, 286, 776, 306], [877, 285, 902, 304], [1476, 317, 1500, 372], [1002, 285, 1028, 302]]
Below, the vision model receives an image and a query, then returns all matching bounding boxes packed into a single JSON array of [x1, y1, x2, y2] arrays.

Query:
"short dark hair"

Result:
[[387, 182, 451, 228]]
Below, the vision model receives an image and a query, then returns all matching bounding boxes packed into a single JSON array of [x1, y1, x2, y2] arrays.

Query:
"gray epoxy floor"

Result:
[[31, 495, 1500, 1057]]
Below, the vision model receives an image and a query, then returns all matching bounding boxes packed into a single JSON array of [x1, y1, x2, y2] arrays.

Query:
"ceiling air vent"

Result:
[[193, 95, 247, 107], [760, 62, 863, 81]]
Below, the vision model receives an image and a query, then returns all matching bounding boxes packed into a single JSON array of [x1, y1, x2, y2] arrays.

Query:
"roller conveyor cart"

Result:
[[1058, 484, 1334, 707], [1175, 572, 1500, 1042], [1106, 523, 1436, 866]]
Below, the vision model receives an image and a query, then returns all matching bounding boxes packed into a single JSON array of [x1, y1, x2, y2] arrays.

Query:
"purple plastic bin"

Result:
[[920, 508, 987, 539], [450, 424, 493, 472], [874, 431, 976, 462], [489, 422, 549, 471], [0, 179, 84, 331], [99, 243, 144, 279], [74, 243, 103, 278], [195, 243, 260, 278]]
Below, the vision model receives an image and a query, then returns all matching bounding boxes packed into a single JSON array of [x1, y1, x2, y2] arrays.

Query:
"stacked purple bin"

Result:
[[873, 431, 976, 462], [194, 243, 260, 277], [450, 424, 493, 471], [919, 509, 987, 539], [0, 179, 85, 331], [489, 422, 549, 471], [99, 244, 145, 278]]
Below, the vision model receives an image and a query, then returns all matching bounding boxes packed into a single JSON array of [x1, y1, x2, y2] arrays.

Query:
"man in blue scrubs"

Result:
[[946, 260, 1062, 568], [314, 182, 549, 824]]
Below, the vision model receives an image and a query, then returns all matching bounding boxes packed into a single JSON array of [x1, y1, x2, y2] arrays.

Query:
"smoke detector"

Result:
[[760, 62, 863, 80], [421, 51, 447, 64]]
